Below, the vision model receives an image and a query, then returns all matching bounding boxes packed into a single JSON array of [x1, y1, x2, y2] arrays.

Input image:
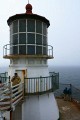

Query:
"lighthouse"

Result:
[[3, 2, 59, 120], [4, 3, 51, 79]]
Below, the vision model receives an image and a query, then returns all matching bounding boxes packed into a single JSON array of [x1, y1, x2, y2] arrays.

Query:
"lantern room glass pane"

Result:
[[10, 36, 13, 44], [36, 34, 42, 45], [13, 34, 18, 45], [19, 19, 26, 32], [36, 21, 42, 33], [43, 36, 47, 45], [19, 33, 26, 44], [43, 23, 47, 35], [13, 20, 18, 33], [27, 45, 35, 55], [36, 46, 42, 54], [27, 19, 35, 32], [43, 47, 47, 55], [10, 24, 13, 35], [13, 46, 18, 54], [27, 33, 35, 44], [19, 45, 26, 54]]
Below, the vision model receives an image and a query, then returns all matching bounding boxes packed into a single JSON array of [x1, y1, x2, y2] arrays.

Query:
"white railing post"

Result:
[[8, 76, 12, 109], [8, 76, 13, 120]]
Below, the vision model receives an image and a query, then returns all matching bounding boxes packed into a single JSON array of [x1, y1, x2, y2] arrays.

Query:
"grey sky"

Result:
[[0, 0, 80, 67]]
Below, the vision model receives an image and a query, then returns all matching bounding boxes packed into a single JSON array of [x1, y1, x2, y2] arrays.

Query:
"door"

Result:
[[16, 70, 27, 83]]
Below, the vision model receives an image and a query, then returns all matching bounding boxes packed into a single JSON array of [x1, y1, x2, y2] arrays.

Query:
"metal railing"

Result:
[[0, 80, 24, 111], [0, 73, 80, 112], [0, 74, 59, 111], [0, 72, 8, 83], [3, 44, 53, 58], [24, 75, 59, 95], [0, 77, 9, 83]]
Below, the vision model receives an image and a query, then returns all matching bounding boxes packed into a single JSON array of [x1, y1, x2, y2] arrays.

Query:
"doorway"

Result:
[[16, 70, 27, 82]]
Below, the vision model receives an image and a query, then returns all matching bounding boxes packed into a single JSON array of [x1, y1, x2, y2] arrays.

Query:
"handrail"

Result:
[[3, 44, 53, 58], [0, 82, 24, 111], [24, 75, 59, 95]]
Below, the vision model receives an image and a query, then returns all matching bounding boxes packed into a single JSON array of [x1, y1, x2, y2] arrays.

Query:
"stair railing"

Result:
[[0, 80, 24, 112]]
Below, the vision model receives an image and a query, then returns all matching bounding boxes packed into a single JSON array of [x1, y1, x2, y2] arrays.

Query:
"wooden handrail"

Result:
[[0, 82, 24, 111]]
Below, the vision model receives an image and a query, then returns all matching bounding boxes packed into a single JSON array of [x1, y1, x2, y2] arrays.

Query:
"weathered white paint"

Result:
[[22, 93, 59, 120], [8, 58, 49, 79], [7, 56, 59, 120]]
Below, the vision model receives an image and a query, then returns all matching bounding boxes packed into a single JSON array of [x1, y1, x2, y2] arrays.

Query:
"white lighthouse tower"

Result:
[[4, 3, 51, 79], [3, 2, 59, 120]]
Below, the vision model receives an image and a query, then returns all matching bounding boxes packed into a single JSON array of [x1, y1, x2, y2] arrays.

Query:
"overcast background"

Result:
[[0, 0, 80, 67]]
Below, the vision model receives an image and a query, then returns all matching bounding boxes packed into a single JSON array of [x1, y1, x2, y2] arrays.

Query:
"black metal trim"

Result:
[[7, 14, 50, 27]]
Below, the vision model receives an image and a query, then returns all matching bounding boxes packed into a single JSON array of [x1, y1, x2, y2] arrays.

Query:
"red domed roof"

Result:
[[25, 3, 33, 14]]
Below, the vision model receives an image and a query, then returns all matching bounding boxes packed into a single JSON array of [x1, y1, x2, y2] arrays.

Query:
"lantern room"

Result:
[[3, 3, 53, 59]]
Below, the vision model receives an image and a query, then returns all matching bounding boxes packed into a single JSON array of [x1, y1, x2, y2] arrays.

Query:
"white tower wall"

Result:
[[22, 93, 59, 120], [8, 58, 51, 93], [8, 58, 49, 80]]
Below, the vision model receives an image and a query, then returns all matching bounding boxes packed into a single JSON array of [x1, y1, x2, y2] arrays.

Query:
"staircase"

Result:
[[0, 81, 24, 111]]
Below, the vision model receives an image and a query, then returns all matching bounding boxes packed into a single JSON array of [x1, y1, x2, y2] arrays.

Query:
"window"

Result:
[[36, 21, 42, 33], [13, 34, 18, 45], [43, 36, 47, 45], [10, 24, 13, 35], [36, 46, 42, 55], [10, 36, 13, 44], [27, 33, 35, 44], [13, 46, 18, 54], [43, 23, 47, 35], [19, 19, 26, 32], [19, 45, 26, 54], [27, 45, 35, 55], [19, 33, 26, 44], [36, 34, 42, 45], [27, 19, 35, 32], [43, 47, 47, 55], [13, 20, 18, 33]]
